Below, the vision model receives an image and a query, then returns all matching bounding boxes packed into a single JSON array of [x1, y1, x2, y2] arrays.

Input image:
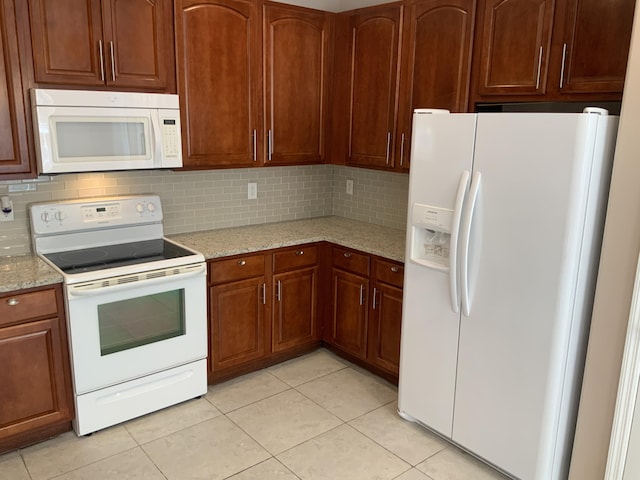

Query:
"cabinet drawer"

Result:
[[273, 245, 318, 273], [0, 288, 59, 327], [209, 254, 265, 284], [332, 247, 370, 276], [374, 259, 404, 288]]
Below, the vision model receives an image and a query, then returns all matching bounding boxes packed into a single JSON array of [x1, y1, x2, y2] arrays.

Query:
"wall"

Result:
[[569, 1, 640, 478], [0, 165, 408, 257], [332, 166, 409, 230]]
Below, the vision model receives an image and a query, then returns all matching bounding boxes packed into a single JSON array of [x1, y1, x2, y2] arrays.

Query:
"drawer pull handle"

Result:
[[295, 250, 304, 256], [390, 266, 399, 273], [343, 252, 352, 258], [237, 260, 246, 266], [7, 298, 20, 306]]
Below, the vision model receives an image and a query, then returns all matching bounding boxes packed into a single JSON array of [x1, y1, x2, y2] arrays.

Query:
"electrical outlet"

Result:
[[248, 182, 257, 200], [346, 179, 354, 195]]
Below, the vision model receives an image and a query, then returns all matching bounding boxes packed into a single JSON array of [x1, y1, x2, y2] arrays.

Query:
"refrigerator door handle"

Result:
[[460, 171, 481, 317], [449, 170, 470, 313]]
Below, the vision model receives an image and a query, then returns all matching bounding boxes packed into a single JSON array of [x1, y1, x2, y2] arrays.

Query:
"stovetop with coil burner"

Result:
[[44, 238, 197, 275]]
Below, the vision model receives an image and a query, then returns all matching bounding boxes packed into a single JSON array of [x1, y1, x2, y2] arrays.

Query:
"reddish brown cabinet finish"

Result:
[[29, 0, 173, 90], [208, 254, 267, 377], [472, 0, 634, 104], [346, 4, 403, 170], [263, 3, 331, 165], [396, 0, 476, 170], [0, 0, 34, 179], [0, 285, 73, 452], [475, 0, 554, 96], [368, 259, 404, 376], [330, 267, 370, 360], [554, 0, 635, 94], [175, 0, 262, 168], [272, 245, 320, 352]]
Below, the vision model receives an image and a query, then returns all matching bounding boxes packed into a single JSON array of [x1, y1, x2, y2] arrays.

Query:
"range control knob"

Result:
[[136, 203, 144, 213], [40, 211, 51, 223], [54, 210, 65, 221], [147, 202, 156, 212]]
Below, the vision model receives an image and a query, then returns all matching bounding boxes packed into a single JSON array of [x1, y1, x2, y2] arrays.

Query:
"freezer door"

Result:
[[398, 112, 476, 437], [452, 112, 610, 479]]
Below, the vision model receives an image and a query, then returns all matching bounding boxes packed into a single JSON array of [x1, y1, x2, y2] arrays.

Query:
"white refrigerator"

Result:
[[397, 109, 619, 480]]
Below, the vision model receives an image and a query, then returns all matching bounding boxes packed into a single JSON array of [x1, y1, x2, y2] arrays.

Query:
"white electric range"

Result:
[[30, 195, 207, 436]]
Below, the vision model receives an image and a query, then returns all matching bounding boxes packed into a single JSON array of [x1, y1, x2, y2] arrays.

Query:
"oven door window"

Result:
[[97, 289, 185, 356]]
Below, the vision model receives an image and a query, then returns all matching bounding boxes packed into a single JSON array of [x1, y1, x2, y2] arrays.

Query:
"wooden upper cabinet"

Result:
[[347, 4, 402, 170], [397, 0, 475, 170], [476, 0, 554, 95], [102, 0, 172, 90], [175, 0, 261, 168], [263, 3, 330, 166], [555, 0, 635, 94], [0, 0, 34, 178], [29, 0, 173, 91]]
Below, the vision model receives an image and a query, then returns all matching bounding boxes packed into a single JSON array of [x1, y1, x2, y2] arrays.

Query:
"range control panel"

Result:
[[30, 195, 163, 235]]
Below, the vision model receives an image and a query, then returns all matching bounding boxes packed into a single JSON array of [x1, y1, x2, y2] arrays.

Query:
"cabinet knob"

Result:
[[390, 266, 399, 273], [237, 260, 246, 266], [295, 250, 304, 256], [7, 298, 19, 306], [343, 252, 352, 258]]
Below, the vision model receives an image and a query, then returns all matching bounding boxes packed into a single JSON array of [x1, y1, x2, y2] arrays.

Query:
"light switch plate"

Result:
[[346, 179, 354, 195]]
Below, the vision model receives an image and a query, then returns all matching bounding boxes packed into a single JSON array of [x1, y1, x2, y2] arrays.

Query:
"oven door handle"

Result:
[[67, 264, 206, 298]]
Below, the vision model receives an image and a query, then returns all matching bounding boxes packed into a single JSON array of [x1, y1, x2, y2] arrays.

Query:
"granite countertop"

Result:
[[0, 216, 405, 293], [0, 255, 64, 294], [169, 216, 406, 262]]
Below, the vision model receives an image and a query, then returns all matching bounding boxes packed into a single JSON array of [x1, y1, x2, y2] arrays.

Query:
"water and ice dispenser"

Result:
[[410, 203, 454, 271]]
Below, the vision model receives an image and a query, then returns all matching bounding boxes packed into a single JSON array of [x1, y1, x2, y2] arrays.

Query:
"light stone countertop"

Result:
[[169, 216, 406, 262], [0, 216, 405, 293], [0, 255, 63, 293]]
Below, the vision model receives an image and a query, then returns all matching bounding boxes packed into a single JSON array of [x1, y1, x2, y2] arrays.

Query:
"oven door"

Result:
[[65, 263, 207, 395]]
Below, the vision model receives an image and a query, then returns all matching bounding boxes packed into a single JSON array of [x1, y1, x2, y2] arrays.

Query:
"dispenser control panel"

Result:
[[412, 203, 453, 232]]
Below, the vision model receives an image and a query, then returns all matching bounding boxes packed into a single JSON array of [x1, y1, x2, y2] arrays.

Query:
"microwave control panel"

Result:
[[162, 119, 180, 158]]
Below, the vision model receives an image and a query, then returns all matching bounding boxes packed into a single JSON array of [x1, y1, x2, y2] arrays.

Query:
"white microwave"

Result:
[[31, 89, 183, 174]]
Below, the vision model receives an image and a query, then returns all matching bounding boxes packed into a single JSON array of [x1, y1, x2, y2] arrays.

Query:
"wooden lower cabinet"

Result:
[[208, 245, 321, 382], [0, 285, 74, 452], [208, 254, 267, 379], [330, 268, 369, 359], [327, 247, 404, 381], [272, 245, 320, 352], [207, 243, 403, 384], [368, 259, 404, 377]]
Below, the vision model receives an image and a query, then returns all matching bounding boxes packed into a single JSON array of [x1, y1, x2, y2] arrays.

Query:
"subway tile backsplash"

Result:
[[0, 165, 408, 256]]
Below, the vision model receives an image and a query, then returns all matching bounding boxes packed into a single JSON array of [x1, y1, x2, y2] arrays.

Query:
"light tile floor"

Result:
[[0, 349, 511, 480]]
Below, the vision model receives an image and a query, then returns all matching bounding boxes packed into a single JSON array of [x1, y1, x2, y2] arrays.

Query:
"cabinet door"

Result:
[[102, 0, 172, 90], [368, 281, 403, 376], [557, 0, 635, 94], [209, 276, 266, 372], [397, 0, 475, 171], [272, 266, 318, 352], [330, 268, 369, 359], [0, 319, 72, 439], [347, 5, 402, 169], [29, 0, 105, 86], [264, 4, 329, 165], [175, 0, 262, 168], [0, 0, 33, 178], [476, 0, 554, 95]]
